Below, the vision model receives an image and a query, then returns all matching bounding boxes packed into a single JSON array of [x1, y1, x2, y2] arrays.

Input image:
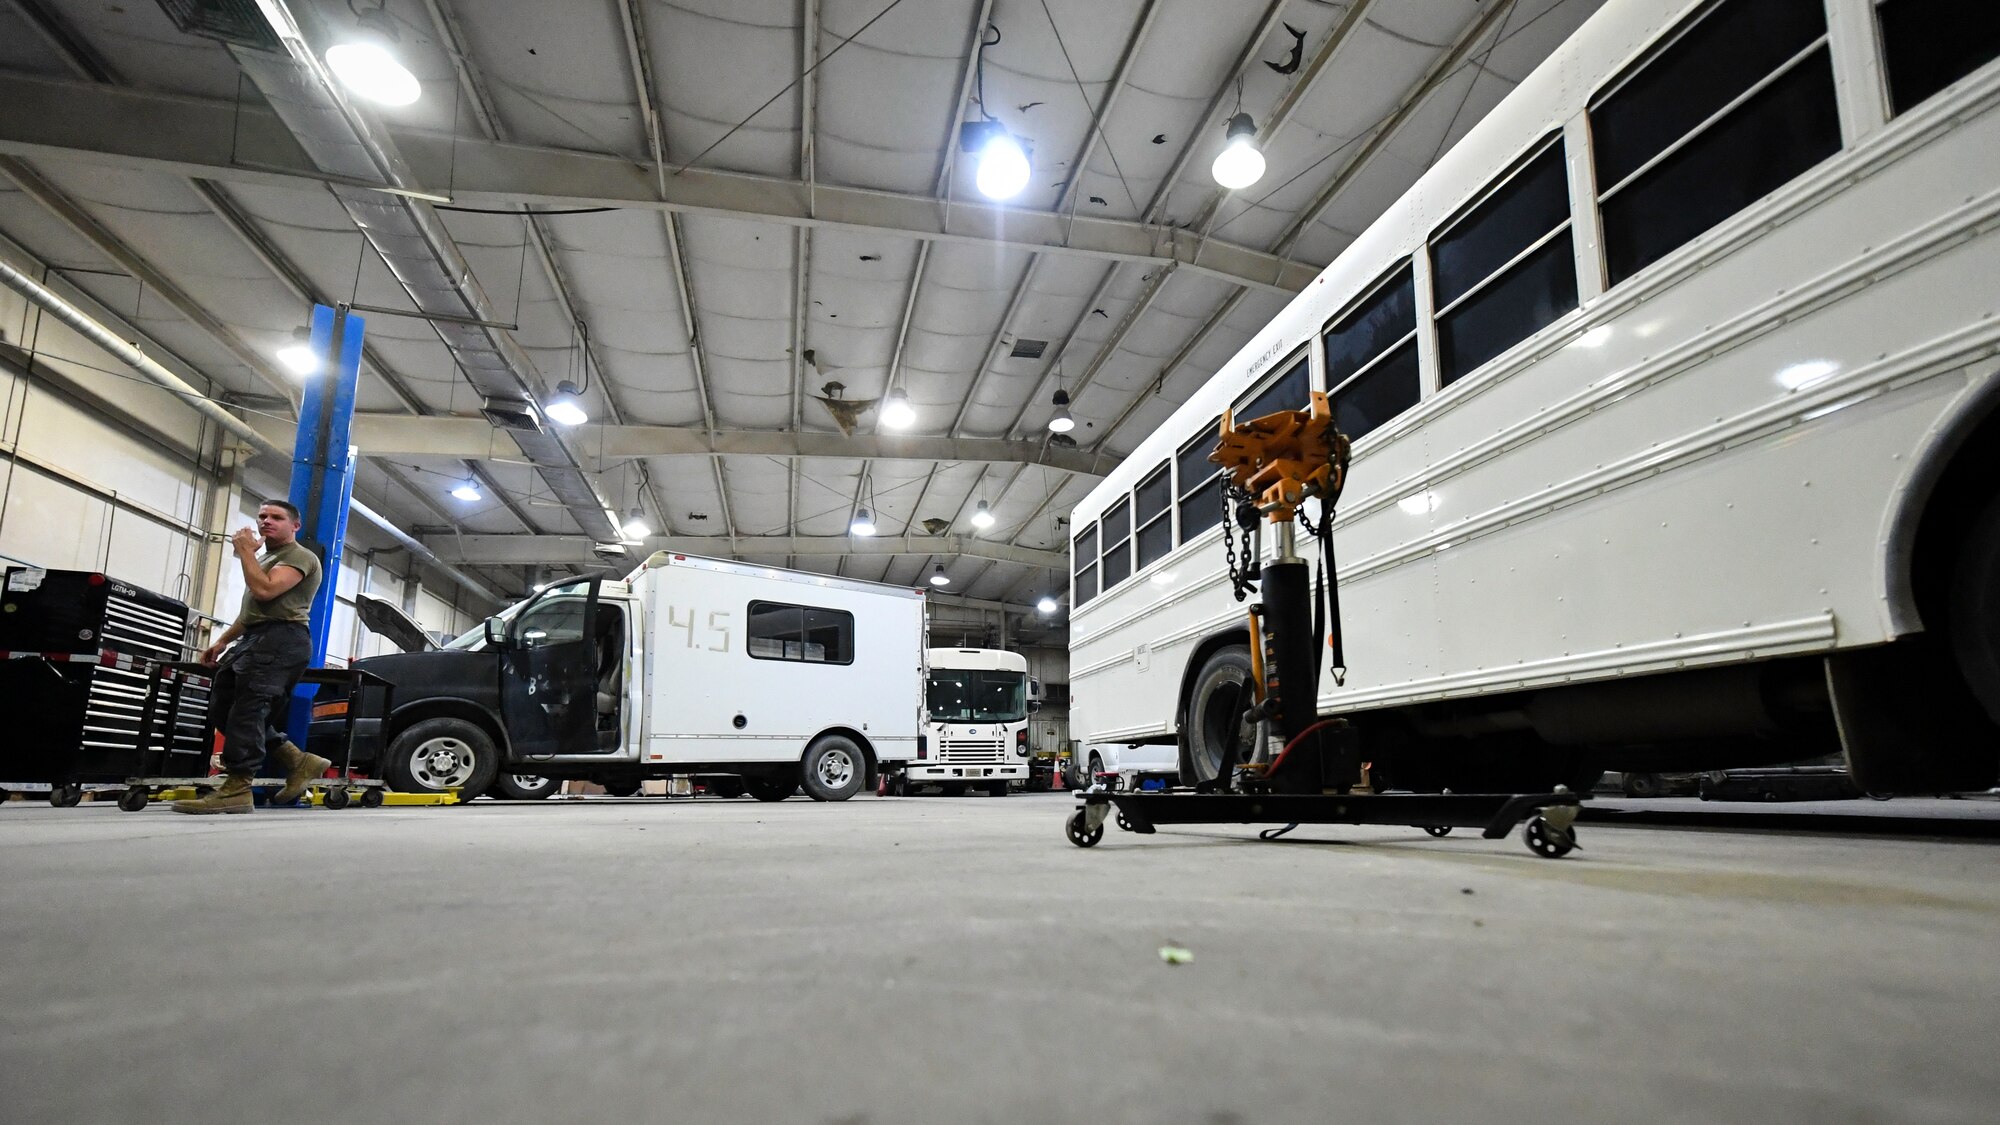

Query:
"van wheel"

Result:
[[1182, 646, 1265, 785], [800, 735, 865, 802], [384, 718, 500, 803], [601, 781, 641, 798], [490, 774, 557, 801], [745, 777, 795, 802], [706, 777, 746, 799]]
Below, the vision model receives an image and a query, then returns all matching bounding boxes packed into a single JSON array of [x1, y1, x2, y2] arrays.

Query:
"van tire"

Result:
[[383, 717, 500, 803], [800, 735, 865, 802], [490, 773, 557, 801], [746, 777, 795, 801]]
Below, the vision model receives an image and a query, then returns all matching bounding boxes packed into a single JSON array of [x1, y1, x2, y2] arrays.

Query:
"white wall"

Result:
[[1, 286, 490, 663]]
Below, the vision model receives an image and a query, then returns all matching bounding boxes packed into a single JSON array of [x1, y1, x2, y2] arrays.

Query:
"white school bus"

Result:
[[1067, 0, 2000, 795]]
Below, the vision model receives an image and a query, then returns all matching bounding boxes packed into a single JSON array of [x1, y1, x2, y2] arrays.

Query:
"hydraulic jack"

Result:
[[1066, 392, 1581, 858]]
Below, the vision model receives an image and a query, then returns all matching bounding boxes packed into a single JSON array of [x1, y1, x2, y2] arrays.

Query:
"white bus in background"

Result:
[[888, 648, 1035, 796], [1067, 0, 2000, 796]]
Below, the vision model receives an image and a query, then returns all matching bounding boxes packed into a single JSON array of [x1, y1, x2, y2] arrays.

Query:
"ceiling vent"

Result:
[[1008, 338, 1049, 359], [480, 397, 544, 433], [155, 0, 282, 50]]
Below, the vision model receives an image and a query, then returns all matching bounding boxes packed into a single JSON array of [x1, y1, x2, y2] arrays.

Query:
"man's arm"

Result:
[[200, 620, 244, 667], [232, 530, 305, 602]]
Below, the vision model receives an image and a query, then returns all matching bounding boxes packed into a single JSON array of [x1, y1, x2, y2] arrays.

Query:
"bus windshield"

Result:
[[928, 670, 1027, 723]]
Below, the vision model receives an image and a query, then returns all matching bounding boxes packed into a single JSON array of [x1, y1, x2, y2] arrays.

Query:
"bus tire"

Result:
[[1949, 488, 2000, 725], [383, 717, 500, 804], [801, 735, 865, 802], [1182, 645, 1266, 785]]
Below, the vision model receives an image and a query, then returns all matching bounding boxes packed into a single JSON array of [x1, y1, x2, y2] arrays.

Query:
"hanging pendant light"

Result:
[[325, 6, 422, 107], [1211, 113, 1266, 190], [450, 478, 481, 502], [622, 507, 652, 539], [1047, 387, 1075, 434], [928, 563, 951, 587], [277, 325, 319, 377], [970, 499, 996, 529], [881, 386, 916, 430], [544, 380, 588, 426], [850, 508, 877, 536], [1036, 594, 1059, 614]]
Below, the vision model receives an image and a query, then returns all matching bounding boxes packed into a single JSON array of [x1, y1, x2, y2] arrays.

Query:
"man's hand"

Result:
[[198, 642, 224, 668], [231, 527, 261, 556]]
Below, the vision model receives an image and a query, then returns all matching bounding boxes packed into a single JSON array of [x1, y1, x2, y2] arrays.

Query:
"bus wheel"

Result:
[[1183, 646, 1265, 785], [1950, 489, 2000, 725], [801, 735, 865, 802]]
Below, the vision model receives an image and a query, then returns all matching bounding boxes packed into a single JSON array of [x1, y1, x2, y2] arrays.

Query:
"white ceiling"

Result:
[[0, 0, 1609, 610]]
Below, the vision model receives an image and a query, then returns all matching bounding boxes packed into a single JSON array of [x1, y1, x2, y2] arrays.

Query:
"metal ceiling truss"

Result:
[[422, 534, 1065, 571], [0, 75, 1320, 296]]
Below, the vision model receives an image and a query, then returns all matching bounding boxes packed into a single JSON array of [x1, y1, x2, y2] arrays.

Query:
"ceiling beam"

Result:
[[242, 413, 1122, 474], [422, 534, 1067, 570], [0, 75, 1320, 296]]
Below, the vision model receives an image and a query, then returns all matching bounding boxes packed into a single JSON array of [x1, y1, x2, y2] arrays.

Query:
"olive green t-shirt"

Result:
[[238, 539, 322, 627]]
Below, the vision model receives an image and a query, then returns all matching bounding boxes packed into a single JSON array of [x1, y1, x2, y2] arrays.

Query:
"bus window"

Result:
[[1592, 0, 1839, 286], [1073, 524, 1098, 607], [1323, 266, 1420, 441], [1176, 419, 1223, 543], [1101, 497, 1132, 590], [1235, 352, 1309, 423], [1133, 464, 1172, 571], [1432, 140, 1577, 386], [1876, 0, 2000, 116]]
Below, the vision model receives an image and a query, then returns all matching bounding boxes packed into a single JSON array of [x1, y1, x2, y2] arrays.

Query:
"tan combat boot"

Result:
[[269, 740, 333, 805], [173, 771, 255, 814]]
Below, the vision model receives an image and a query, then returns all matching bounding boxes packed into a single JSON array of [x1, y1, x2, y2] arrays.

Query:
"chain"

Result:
[[1219, 480, 1259, 602]]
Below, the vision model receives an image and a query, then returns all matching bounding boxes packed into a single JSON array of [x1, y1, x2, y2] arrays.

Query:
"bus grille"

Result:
[[938, 738, 1006, 763]]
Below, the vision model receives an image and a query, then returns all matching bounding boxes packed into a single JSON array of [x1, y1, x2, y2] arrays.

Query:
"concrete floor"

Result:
[[3, 792, 1998, 1125]]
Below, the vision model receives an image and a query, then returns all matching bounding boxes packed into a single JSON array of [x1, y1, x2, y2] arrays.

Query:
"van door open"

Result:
[[499, 576, 604, 761]]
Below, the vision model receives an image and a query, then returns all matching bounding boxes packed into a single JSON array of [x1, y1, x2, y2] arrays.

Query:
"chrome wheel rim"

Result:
[[815, 747, 856, 790], [509, 774, 552, 792], [410, 737, 475, 789]]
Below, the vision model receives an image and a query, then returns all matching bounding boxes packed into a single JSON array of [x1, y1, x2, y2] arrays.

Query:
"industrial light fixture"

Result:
[[881, 386, 916, 430], [928, 563, 951, 587], [622, 507, 652, 539], [1211, 113, 1266, 190], [1047, 387, 1075, 434], [975, 128, 1031, 201], [544, 380, 588, 426], [1036, 594, 1058, 614], [325, 6, 422, 107], [277, 325, 318, 377], [850, 507, 877, 537], [970, 499, 996, 529], [450, 478, 481, 502]]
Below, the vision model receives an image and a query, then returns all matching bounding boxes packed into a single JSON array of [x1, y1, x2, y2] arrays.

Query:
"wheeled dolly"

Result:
[[112, 776, 389, 812], [1065, 787, 1582, 858]]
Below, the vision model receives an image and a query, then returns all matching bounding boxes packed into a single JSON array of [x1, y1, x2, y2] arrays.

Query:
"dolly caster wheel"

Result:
[[1116, 812, 1135, 832], [118, 788, 150, 813], [1523, 816, 1576, 858], [1423, 825, 1452, 838], [323, 787, 351, 810], [1066, 810, 1104, 848], [49, 784, 83, 807], [359, 787, 384, 808]]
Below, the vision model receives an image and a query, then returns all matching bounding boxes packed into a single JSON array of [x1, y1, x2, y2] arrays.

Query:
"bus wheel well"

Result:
[[808, 726, 878, 787], [1175, 629, 1251, 780], [388, 700, 508, 759], [1906, 395, 2000, 631]]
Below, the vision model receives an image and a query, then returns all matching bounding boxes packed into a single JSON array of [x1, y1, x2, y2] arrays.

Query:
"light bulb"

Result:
[[881, 387, 916, 430], [928, 563, 950, 587], [277, 326, 318, 376], [325, 40, 421, 107], [850, 508, 877, 537], [1048, 404, 1075, 433], [1036, 595, 1058, 614], [544, 380, 588, 426], [975, 131, 1031, 201], [1210, 113, 1265, 190], [622, 508, 652, 539], [970, 500, 996, 529], [450, 480, 481, 502]]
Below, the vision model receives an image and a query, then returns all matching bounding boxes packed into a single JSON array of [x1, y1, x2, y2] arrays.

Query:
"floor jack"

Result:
[[1066, 392, 1581, 858]]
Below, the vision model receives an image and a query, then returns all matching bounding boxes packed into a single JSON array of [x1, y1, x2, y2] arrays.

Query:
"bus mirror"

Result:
[[1027, 699, 1042, 714]]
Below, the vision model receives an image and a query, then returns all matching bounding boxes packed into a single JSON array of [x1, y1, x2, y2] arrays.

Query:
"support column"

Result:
[[283, 303, 364, 745]]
